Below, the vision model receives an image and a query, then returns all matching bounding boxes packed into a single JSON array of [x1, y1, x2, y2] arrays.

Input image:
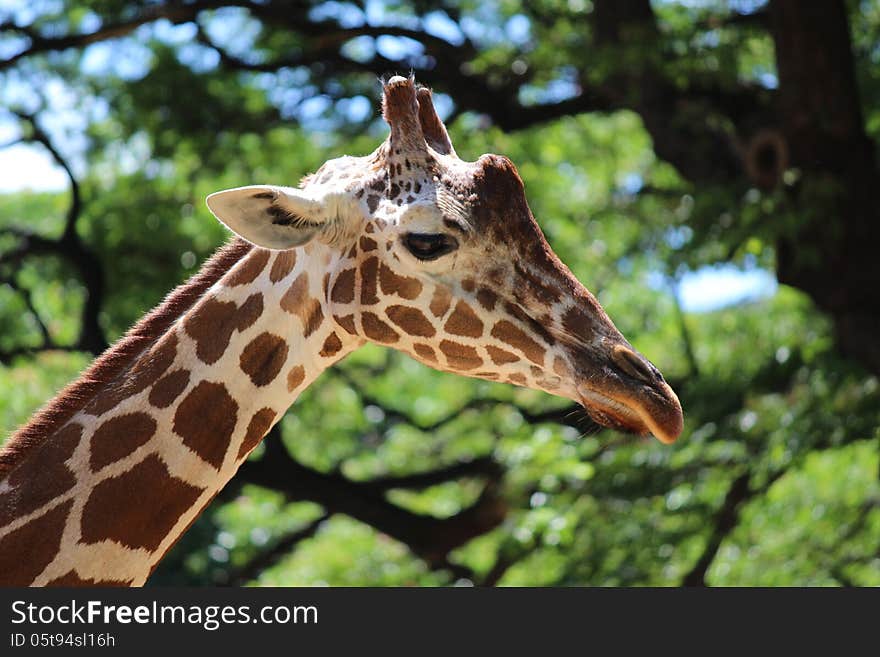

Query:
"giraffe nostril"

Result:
[[611, 344, 662, 386]]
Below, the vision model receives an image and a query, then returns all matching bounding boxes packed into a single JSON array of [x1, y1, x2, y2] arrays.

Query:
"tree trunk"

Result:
[[769, 0, 880, 374]]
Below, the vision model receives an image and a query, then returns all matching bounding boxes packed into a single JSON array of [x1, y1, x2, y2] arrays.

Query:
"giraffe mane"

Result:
[[0, 237, 254, 479]]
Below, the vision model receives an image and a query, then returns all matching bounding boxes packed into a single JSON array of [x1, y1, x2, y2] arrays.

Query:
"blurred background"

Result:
[[1, 0, 878, 586]]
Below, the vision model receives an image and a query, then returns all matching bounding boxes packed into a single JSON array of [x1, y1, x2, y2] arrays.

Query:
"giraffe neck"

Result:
[[0, 242, 359, 586]]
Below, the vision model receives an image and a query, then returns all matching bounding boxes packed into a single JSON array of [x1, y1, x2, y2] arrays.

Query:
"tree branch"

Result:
[[234, 428, 506, 568]]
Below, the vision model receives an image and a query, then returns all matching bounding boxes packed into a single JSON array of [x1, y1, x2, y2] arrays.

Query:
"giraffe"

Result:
[[0, 76, 682, 586]]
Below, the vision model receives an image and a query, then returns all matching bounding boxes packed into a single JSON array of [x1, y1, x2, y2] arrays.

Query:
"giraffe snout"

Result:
[[573, 342, 683, 445]]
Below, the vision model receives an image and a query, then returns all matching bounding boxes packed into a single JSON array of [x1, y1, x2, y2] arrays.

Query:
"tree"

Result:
[[1, 0, 878, 585]]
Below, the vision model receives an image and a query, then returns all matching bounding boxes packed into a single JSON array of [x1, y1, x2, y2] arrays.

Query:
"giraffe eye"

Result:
[[403, 233, 459, 261]]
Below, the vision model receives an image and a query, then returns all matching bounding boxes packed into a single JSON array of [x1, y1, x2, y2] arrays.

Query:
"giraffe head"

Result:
[[207, 76, 683, 444]]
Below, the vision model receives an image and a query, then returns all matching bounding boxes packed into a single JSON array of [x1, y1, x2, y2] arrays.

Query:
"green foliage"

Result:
[[1, 0, 878, 587]]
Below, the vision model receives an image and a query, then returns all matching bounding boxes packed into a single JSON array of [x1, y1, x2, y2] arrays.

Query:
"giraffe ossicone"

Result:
[[0, 75, 682, 586]]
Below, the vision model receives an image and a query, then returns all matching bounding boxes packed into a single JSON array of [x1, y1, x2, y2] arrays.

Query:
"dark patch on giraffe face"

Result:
[[439, 340, 483, 370], [362, 312, 399, 343], [320, 332, 343, 357], [235, 293, 264, 332], [379, 262, 422, 299], [173, 381, 239, 469], [81, 455, 202, 552], [514, 262, 562, 304], [504, 301, 556, 346], [224, 249, 270, 286], [429, 287, 452, 318], [331, 268, 356, 304], [149, 369, 190, 408], [476, 288, 498, 311], [238, 408, 276, 459], [444, 300, 484, 338], [46, 570, 132, 587], [360, 236, 378, 252], [0, 423, 81, 526], [0, 500, 72, 586], [86, 332, 178, 416], [561, 305, 598, 345], [334, 313, 357, 335], [90, 412, 157, 472], [386, 305, 436, 337], [360, 257, 379, 304], [491, 320, 546, 366], [269, 250, 297, 283], [486, 345, 520, 365], [286, 365, 305, 392], [239, 332, 289, 387]]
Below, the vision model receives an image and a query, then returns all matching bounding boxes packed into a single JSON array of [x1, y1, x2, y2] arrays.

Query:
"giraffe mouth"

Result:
[[577, 384, 683, 444]]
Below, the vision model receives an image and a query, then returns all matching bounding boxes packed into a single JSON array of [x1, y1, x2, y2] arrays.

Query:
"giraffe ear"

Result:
[[206, 185, 332, 250]]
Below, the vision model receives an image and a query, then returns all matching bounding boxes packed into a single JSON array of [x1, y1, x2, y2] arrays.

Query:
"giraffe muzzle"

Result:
[[575, 345, 683, 444]]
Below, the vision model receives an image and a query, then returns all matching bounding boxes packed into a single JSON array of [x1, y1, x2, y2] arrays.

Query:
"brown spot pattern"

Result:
[[413, 343, 436, 362], [46, 570, 131, 587], [335, 313, 357, 335], [331, 268, 356, 304], [360, 257, 379, 304], [81, 455, 202, 552], [379, 262, 422, 299], [235, 293, 264, 332], [439, 340, 483, 370], [287, 365, 306, 392], [386, 305, 436, 337], [429, 287, 452, 318], [280, 272, 309, 313], [320, 332, 343, 357], [491, 320, 546, 365], [562, 306, 596, 343], [240, 332, 289, 387], [509, 373, 527, 385], [0, 423, 81, 526], [269, 250, 297, 282], [149, 369, 190, 408], [360, 236, 378, 251], [281, 272, 324, 337], [487, 345, 520, 365], [185, 298, 239, 365], [445, 301, 484, 338], [224, 249, 270, 286], [0, 500, 72, 586], [302, 301, 324, 337], [86, 332, 178, 416], [90, 412, 157, 472], [238, 408, 276, 458], [476, 288, 498, 311], [173, 381, 239, 469], [362, 312, 399, 343]]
